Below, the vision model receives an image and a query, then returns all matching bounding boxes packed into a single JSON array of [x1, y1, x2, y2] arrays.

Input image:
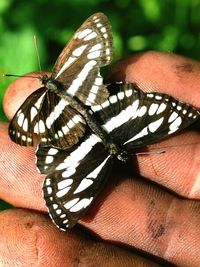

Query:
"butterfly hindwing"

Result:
[[92, 82, 200, 150], [36, 134, 112, 230], [9, 87, 86, 148], [52, 13, 113, 105]]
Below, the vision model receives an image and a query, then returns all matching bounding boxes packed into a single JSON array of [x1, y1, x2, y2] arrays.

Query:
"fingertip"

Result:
[[3, 72, 49, 120]]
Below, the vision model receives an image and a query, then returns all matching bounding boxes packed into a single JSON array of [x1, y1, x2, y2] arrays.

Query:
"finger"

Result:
[[1, 122, 200, 266], [0, 209, 159, 267], [0, 122, 44, 211], [1, 119, 200, 205], [108, 51, 200, 108], [136, 130, 200, 199], [3, 72, 49, 120], [82, 175, 200, 267]]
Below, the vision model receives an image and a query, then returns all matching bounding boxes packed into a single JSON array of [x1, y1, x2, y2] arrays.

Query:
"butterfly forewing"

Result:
[[9, 13, 113, 148], [92, 82, 200, 150], [51, 13, 113, 105], [9, 87, 86, 148], [36, 133, 112, 230]]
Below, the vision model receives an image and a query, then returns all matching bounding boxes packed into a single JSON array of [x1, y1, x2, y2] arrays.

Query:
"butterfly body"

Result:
[[39, 75, 62, 92]]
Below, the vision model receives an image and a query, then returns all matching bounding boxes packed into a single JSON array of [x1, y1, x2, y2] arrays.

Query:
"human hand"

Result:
[[1, 51, 200, 266]]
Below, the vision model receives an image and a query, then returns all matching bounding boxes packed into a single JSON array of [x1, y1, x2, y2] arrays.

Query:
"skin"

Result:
[[1, 51, 200, 266]]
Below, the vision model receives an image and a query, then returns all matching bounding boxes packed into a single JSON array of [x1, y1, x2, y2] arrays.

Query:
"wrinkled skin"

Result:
[[1, 51, 200, 266]]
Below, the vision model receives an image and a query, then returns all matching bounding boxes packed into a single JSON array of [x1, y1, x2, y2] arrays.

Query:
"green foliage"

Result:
[[0, 0, 199, 209]]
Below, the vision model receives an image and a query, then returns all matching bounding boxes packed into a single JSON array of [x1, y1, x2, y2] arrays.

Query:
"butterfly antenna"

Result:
[[2, 73, 39, 78], [133, 141, 200, 156], [135, 150, 166, 156], [34, 35, 42, 72]]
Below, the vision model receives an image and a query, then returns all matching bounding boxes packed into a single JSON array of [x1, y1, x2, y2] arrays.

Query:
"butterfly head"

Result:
[[108, 142, 128, 162], [39, 75, 60, 92]]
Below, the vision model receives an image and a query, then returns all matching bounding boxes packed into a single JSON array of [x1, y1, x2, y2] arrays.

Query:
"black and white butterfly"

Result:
[[36, 82, 200, 230], [9, 13, 113, 149]]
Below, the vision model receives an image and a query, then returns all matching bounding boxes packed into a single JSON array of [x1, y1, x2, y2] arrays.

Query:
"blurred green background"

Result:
[[0, 0, 200, 210]]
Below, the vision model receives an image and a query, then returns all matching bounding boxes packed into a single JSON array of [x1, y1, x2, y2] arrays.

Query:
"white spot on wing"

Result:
[[109, 95, 118, 104], [47, 187, 52, 194], [168, 112, 178, 123], [88, 50, 101, 59], [96, 23, 102, 27], [138, 106, 147, 117], [84, 32, 97, 41], [89, 44, 102, 52], [125, 90, 133, 97], [91, 105, 101, 112], [64, 198, 79, 209], [22, 135, 27, 141], [94, 76, 103, 86], [74, 179, 93, 194], [69, 197, 93, 212], [46, 99, 68, 129], [57, 179, 73, 190], [35, 93, 46, 109], [55, 57, 76, 79], [53, 204, 58, 209], [67, 120, 75, 129], [168, 116, 182, 134], [103, 100, 139, 133], [48, 148, 58, 155], [156, 103, 167, 114], [124, 127, 149, 144], [74, 156, 110, 194], [102, 100, 109, 109], [67, 60, 97, 96], [45, 155, 54, 164], [45, 178, 51, 186], [30, 107, 38, 122], [17, 113, 24, 127], [90, 85, 99, 94], [155, 95, 162, 100], [62, 167, 76, 178], [148, 103, 159, 116], [72, 45, 87, 57], [56, 134, 101, 175], [78, 28, 92, 39], [63, 219, 69, 224], [34, 123, 39, 134], [149, 117, 164, 133], [56, 187, 71, 198], [100, 27, 106, 33], [22, 118, 28, 131], [62, 125, 69, 134], [39, 120, 45, 133], [117, 92, 125, 100]]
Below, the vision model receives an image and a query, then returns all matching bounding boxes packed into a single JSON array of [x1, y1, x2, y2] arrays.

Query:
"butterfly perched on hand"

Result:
[[36, 82, 200, 230], [9, 13, 113, 149]]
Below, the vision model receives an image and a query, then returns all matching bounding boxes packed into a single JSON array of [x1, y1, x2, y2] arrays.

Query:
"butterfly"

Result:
[[36, 82, 200, 230], [9, 13, 113, 149]]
